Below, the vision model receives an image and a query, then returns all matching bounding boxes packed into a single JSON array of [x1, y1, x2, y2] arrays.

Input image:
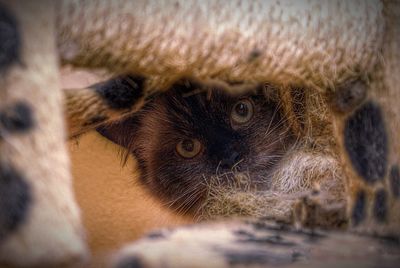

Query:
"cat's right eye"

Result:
[[230, 98, 254, 127], [176, 139, 202, 158]]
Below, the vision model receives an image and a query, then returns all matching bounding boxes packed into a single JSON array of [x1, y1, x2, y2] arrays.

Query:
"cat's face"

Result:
[[98, 80, 293, 215]]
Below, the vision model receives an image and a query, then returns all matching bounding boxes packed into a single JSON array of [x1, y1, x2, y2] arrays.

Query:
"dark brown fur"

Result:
[[98, 79, 294, 215]]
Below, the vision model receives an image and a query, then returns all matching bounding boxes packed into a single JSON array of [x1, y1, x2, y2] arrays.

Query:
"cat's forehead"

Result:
[[161, 87, 243, 124], [172, 88, 234, 108], [168, 80, 261, 103], [145, 81, 270, 136]]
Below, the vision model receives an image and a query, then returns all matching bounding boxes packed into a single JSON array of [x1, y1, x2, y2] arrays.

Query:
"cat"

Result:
[[97, 78, 294, 215]]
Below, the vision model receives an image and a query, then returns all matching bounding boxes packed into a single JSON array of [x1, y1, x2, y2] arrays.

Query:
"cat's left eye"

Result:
[[176, 139, 202, 158], [230, 98, 254, 126]]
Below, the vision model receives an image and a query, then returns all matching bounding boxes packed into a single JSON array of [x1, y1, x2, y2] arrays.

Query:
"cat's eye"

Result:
[[230, 99, 254, 125], [176, 139, 202, 158]]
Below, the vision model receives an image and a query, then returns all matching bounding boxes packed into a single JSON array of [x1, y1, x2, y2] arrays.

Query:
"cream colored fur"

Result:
[[0, 1, 87, 266]]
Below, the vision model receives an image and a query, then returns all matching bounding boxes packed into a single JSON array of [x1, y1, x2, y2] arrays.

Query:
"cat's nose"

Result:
[[220, 151, 241, 169]]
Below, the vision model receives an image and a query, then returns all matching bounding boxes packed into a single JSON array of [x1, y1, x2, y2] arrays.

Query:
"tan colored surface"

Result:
[[61, 68, 191, 255], [58, 0, 383, 90], [69, 131, 192, 254]]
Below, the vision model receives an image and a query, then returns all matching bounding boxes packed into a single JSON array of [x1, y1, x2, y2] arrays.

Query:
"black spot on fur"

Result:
[[373, 189, 388, 222], [389, 165, 400, 198], [146, 231, 166, 240], [0, 3, 20, 72], [247, 49, 262, 62], [117, 256, 144, 268], [234, 229, 296, 247], [250, 220, 290, 232], [351, 190, 366, 226], [94, 75, 145, 110], [0, 102, 34, 135], [0, 162, 31, 240], [344, 102, 388, 183], [225, 251, 271, 266], [247, 220, 326, 241], [331, 80, 367, 113], [82, 115, 108, 127], [225, 250, 300, 266], [234, 229, 253, 236]]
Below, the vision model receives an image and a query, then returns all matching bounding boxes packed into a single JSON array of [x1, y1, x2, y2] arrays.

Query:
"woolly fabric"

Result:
[[57, 0, 384, 90]]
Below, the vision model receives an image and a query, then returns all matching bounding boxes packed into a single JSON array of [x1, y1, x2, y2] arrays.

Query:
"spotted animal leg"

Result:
[[65, 75, 148, 138], [0, 1, 87, 266], [329, 1, 400, 236]]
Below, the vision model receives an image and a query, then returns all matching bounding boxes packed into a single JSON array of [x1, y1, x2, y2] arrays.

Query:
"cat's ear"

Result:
[[96, 116, 140, 149]]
